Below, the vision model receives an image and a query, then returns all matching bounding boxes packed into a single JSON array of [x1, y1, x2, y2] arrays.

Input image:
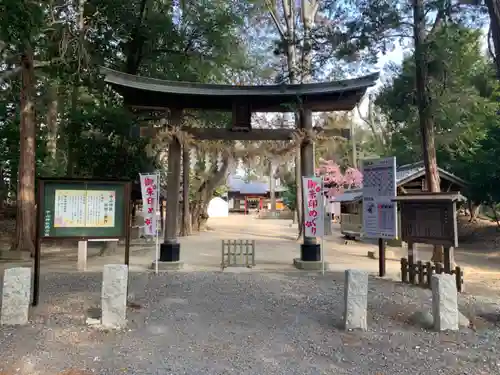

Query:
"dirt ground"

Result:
[[1, 270, 500, 375], [0, 215, 499, 374], [0, 213, 499, 297]]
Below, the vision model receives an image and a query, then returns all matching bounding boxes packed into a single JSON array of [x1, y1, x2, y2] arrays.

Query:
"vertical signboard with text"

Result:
[[361, 157, 398, 239], [139, 173, 160, 236], [302, 177, 324, 238]]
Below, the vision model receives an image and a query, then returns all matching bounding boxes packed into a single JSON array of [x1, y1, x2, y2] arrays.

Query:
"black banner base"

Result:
[[159, 242, 180, 262], [300, 243, 321, 262]]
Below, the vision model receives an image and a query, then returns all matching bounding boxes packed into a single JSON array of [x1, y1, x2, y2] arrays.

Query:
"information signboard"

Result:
[[362, 157, 398, 239], [394, 195, 461, 247], [33, 178, 132, 307], [39, 179, 130, 239]]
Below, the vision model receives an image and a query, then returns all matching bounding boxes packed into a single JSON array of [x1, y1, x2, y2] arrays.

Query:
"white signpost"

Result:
[[362, 157, 398, 239], [361, 157, 397, 277], [302, 176, 325, 274], [139, 172, 161, 274]]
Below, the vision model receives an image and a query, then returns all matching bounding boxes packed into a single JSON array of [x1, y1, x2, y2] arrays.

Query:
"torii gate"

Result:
[[101, 67, 378, 268]]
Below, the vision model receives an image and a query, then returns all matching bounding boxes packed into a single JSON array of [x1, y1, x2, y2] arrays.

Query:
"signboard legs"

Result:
[[378, 238, 386, 277], [33, 234, 41, 307], [33, 183, 43, 306], [408, 241, 416, 284], [78, 241, 88, 271], [443, 246, 454, 273]]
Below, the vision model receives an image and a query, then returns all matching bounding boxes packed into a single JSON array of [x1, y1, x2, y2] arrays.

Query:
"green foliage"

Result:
[[466, 122, 500, 204], [376, 25, 499, 177], [213, 184, 228, 198], [0, 0, 261, 202]]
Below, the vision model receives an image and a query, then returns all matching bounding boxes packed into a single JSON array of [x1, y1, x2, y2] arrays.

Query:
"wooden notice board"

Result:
[[34, 178, 132, 306]]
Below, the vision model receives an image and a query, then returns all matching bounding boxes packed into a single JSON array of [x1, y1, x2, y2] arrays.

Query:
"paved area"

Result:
[[1, 215, 500, 374]]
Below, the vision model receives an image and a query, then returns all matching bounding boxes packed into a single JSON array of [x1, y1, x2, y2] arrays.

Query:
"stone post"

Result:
[[431, 274, 459, 331], [77, 240, 87, 271], [299, 108, 321, 261], [101, 264, 128, 328], [343, 269, 368, 330], [160, 108, 183, 263], [1, 267, 31, 325]]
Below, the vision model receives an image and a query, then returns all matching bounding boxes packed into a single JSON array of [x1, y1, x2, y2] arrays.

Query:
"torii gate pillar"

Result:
[[299, 108, 321, 262]]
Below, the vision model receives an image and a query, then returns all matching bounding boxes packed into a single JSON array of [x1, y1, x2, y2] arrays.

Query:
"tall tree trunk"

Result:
[[191, 155, 230, 231], [0, 165, 5, 211], [66, 0, 86, 177], [413, 0, 442, 262], [484, 0, 500, 78], [269, 161, 276, 214], [13, 46, 36, 255], [46, 85, 58, 167], [164, 112, 183, 243], [180, 146, 192, 236], [125, 0, 149, 75], [350, 120, 357, 168], [295, 144, 303, 238], [468, 201, 481, 222], [66, 86, 78, 177]]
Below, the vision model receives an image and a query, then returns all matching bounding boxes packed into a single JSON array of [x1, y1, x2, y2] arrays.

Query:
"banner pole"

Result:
[[321, 178, 325, 276], [155, 171, 160, 275]]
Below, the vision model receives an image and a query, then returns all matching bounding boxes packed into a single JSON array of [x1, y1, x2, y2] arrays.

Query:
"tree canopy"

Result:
[[375, 24, 499, 204]]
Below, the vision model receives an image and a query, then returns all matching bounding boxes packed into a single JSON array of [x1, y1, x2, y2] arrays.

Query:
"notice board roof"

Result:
[[392, 192, 467, 202]]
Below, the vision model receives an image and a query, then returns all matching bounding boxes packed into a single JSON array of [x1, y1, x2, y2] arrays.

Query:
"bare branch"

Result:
[[0, 59, 61, 85], [265, 0, 286, 40]]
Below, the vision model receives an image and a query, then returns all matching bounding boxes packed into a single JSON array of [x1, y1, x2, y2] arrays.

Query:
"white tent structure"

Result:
[[207, 197, 229, 218]]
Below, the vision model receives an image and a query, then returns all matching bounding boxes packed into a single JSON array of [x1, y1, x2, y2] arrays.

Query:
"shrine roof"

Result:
[[101, 67, 379, 112]]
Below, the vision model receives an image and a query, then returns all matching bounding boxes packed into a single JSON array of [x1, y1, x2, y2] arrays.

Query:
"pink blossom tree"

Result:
[[314, 159, 363, 199]]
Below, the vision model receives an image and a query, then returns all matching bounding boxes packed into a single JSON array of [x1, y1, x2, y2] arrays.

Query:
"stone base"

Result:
[[159, 242, 180, 262], [0, 250, 31, 261], [293, 258, 329, 271], [151, 260, 184, 271], [300, 243, 321, 261]]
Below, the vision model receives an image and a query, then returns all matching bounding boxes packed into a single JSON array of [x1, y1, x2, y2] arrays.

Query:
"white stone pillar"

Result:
[[343, 269, 368, 330], [101, 264, 128, 328], [1, 267, 31, 325], [431, 274, 459, 331]]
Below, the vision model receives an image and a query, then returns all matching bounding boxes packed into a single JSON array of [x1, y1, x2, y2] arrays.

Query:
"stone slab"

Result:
[[293, 258, 329, 271], [343, 269, 368, 330], [1, 267, 31, 325], [151, 261, 184, 271], [101, 264, 128, 328], [431, 274, 459, 331]]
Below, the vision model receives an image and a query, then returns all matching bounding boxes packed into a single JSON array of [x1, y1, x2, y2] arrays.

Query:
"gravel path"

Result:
[[1, 271, 500, 375]]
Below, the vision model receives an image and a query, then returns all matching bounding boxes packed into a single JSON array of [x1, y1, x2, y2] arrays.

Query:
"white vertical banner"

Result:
[[302, 176, 324, 238], [139, 173, 159, 236]]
